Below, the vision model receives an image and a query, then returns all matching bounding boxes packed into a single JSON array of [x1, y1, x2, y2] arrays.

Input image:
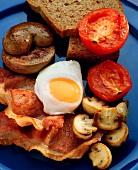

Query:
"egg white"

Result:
[[34, 60, 84, 115]]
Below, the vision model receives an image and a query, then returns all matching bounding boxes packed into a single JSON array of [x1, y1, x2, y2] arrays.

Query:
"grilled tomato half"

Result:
[[78, 8, 129, 55], [87, 60, 132, 102]]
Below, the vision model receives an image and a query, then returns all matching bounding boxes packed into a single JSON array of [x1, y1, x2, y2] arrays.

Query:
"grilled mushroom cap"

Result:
[[2, 22, 55, 74]]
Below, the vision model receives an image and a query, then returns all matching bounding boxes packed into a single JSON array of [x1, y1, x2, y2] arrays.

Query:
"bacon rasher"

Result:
[[0, 68, 104, 161]]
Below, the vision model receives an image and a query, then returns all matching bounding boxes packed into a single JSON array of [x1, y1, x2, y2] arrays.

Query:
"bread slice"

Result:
[[66, 36, 120, 66], [27, 0, 124, 38]]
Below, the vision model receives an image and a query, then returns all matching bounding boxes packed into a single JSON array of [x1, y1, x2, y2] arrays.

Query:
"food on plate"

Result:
[[2, 22, 55, 74], [27, 0, 124, 38], [94, 107, 122, 130], [27, 0, 124, 65], [2, 47, 55, 74], [0, 66, 130, 168], [3, 22, 53, 55], [34, 60, 84, 115], [116, 101, 129, 122], [66, 36, 120, 67], [0, 68, 35, 105], [73, 114, 98, 140], [82, 96, 109, 115], [82, 96, 129, 146], [5, 89, 64, 130], [0, 0, 132, 168], [89, 142, 112, 169], [0, 68, 64, 131], [78, 8, 129, 55], [87, 60, 132, 102], [82, 97, 129, 125], [0, 111, 105, 161], [104, 122, 129, 147]]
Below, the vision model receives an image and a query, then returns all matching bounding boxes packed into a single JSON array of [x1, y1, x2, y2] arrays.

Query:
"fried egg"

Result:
[[34, 60, 84, 115]]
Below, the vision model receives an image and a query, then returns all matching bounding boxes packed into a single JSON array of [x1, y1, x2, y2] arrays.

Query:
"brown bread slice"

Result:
[[66, 36, 120, 66], [27, 0, 124, 38]]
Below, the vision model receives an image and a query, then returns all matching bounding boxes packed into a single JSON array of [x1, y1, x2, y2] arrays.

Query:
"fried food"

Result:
[[3, 22, 54, 55], [0, 68, 64, 130], [89, 142, 112, 169], [104, 122, 129, 147], [2, 22, 55, 74], [0, 111, 104, 161], [73, 114, 97, 140]]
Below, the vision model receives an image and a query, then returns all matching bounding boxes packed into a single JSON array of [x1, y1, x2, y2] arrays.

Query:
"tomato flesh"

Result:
[[87, 60, 132, 102], [78, 8, 129, 55]]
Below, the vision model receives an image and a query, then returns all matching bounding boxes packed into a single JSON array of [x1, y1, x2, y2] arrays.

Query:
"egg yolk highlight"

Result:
[[49, 78, 81, 103]]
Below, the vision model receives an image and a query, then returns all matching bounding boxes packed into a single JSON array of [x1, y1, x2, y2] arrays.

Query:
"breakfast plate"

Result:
[[0, 0, 138, 169]]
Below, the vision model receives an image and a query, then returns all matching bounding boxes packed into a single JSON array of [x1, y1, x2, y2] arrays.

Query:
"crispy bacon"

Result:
[[0, 111, 104, 161], [0, 68, 64, 130], [0, 68, 105, 161], [4, 75, 35, 91]]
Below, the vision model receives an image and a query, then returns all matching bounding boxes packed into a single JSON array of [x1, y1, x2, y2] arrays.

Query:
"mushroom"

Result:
[[2, 22, 55, 74], [104, 122, 129, 147], [94, 107, 122, 130], [89, 142, 112, 169], [116, 101, 129, 123], [82, 96, 109, 115], [73, 114, 98, 140], [3, 22, 54, 55]]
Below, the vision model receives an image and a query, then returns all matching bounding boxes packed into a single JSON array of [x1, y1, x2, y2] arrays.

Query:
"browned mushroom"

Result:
[[3, 22, 54, 55], [2, 22, 55, 74]]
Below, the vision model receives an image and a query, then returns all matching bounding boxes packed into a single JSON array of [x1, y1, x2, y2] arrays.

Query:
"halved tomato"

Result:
[[78, 8, 129, 55], [87, 60, 132, 102]]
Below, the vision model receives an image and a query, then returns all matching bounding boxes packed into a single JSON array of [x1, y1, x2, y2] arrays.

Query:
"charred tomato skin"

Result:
[[87, 60, 132, 102], [78, 8, 129, 55]]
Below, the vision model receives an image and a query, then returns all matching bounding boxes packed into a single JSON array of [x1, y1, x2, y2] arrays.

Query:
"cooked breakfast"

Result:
[[0, 60, 131, 168], [0, 0, 133, 169], [2, 22, 55, 74]]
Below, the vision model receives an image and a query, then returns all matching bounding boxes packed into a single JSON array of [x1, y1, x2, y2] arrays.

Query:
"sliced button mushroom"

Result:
[[94, 107, 122, 130], [104, 122, 129, 147], [73, 114, 98, 140], [116, 100, 129, 123], [89, 142, 112, 169], [82, 96, 109, 115]]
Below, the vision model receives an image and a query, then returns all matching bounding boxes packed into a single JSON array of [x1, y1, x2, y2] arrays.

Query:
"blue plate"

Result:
[[0, 1, 138, 170]]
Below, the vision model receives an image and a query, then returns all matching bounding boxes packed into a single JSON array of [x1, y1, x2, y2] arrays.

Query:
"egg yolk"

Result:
[[49, 78, 81, 103]]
